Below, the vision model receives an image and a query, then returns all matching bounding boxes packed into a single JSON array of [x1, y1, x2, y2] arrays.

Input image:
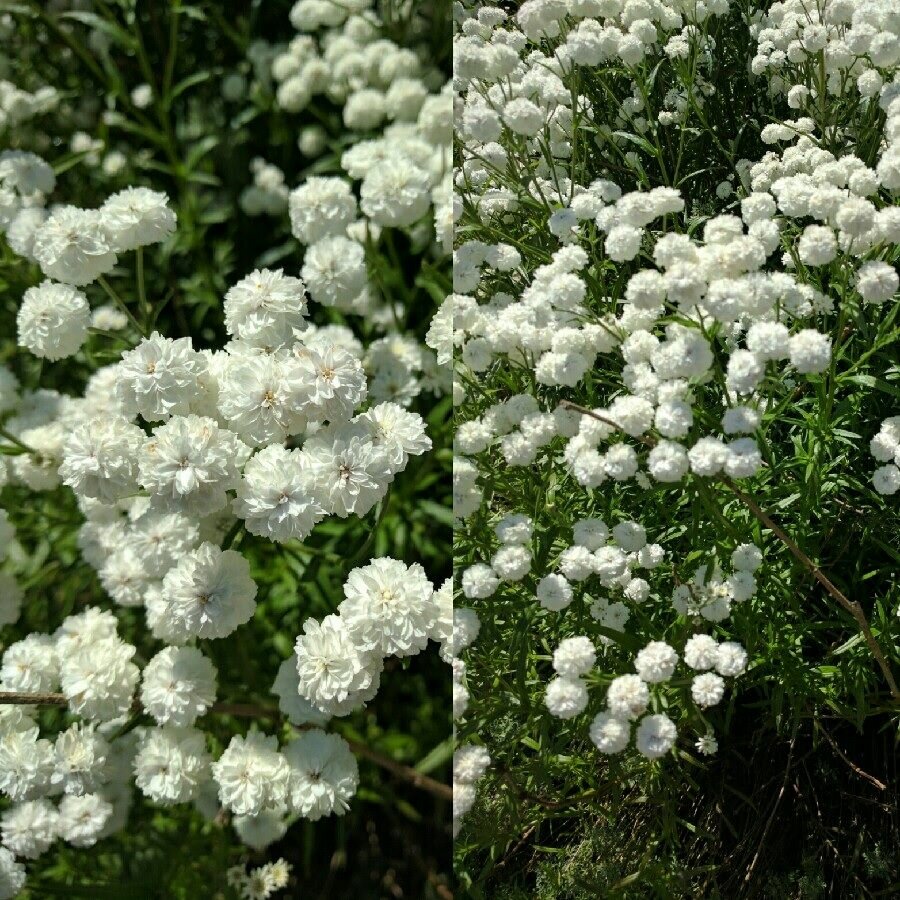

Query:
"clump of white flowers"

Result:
[[449, 0, 900, 838], [240, 157, 290, 217], [0, 0, 451, 884], [870, 417, 900, 497], [227, 858, 292, 900]]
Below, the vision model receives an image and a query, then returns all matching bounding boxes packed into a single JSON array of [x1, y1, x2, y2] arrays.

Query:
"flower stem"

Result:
[[135, 247, 150, 329], [0, 426, 34, 454], [97, 275, 148, 338]]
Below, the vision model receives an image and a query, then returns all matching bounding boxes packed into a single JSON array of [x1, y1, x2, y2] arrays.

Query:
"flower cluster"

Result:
[[0, 1, 451, 889], [450, 0, 899, 840], [290, 560, 450, 719], [226, 858, 292, 900], [870, 417, 900, 496], [240, 158, 290, 217]]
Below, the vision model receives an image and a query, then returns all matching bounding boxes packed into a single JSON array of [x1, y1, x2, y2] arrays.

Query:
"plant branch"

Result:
[[344, 739, 452, 802]]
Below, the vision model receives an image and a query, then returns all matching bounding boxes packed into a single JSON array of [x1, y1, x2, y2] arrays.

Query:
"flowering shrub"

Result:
[[452, 0, 900, 893], [0, 1, 450, 897]]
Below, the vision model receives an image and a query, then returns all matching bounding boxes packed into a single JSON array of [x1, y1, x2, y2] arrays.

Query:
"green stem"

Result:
[[97, 276, 148, 338], [88, 327, 132, 346], [221, 520, 245, 550], [135, 247, 150, 328], [0, 427, 34, 454]]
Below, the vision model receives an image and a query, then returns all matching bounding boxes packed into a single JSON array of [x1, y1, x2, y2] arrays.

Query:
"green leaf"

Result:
[[58, 10, 136, 50]]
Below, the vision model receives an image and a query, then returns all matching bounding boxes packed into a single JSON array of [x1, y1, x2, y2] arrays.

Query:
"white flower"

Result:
[[635, 713, 677, 759], [688, 436, 730, 477], [746, 322, 790, 361], [217, 353, 306, 446], [57, 793, 112, 847], [301, 428, 393, 518], [589, 712, 630, 754], [724, 438, 763, 479], [234, 445, 324, 542], [233, 811, 288, 851], [606, 674, 650, 720], [0, 847, 26, 898], [53, 607, 119, 657], [271, 655, 331, 727], [552, 637, 596, 678], [461, 563, 498, 599], [127, 508, 201, 578], [683, 634, 719, 670], [355, 402, 431, 473], [536, 573, 573, 611], [102, 187, 176, 250], [212, 731, 290, 817], [691, 672, 725, 708], [544, 676, 588, 719], [0, 799, 58, 859], [59, 636, 140, 722], [99, 547, 151, 608], [53, 723, 109, 796], [131, 83, 153, 108], [0, 150, 55, 195], [715, 641, 748, 677], [453, 682, 469, 719], [32, 206, 117, 285], [360, 158, 431, 227], [595, 546, 629, 584], [289, 343, 367, 423], [1, 635, 59, 693], [283, 729, 358, 820], [117, 333, 207, 422], [788, 329, 831, 374], [558, 545, 595, 581], [731, 543, 763, 572], [648, 439, 690, 482], [722, 406, 761, 435], [491, 544, 531, 581], [856, 261, 898, 304], [223, 269, 308, 347], [138, 415, 250, 516], [157, 543, 258, 641], [573, 518, 609, 550], [797, 225, 837, 266], [17, 281, 90, 360], [338, 558, 435, 657], [634, 641, 678, 683], [289, 177, 357, 245], [134, 726, 212, 804], [0, 726, 56, 802], [301, 236, 367, 308], [294, 614, 378, 709], [873, 464, 900, 495], [426, 299, 453, 366], [451, 746, 488, 790], [447, 607, 480, 657], [12, 422, 65, 491], [428, 578, 453, 662], [59, 416, 145, 501], [140, 646, 218, 727]]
